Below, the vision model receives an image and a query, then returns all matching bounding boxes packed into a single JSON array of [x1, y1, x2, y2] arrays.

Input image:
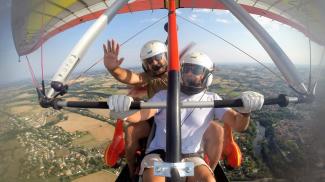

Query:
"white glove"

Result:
[[236, 91, 264, 113], [108, 95, 134, 112]]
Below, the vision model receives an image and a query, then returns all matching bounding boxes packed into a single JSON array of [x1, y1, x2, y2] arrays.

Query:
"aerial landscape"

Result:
[[0, 64, 324, 182], [2, 0, 325, 181]]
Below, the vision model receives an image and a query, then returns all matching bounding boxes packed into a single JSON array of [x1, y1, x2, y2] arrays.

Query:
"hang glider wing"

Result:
[[11, 0, 325, 56]]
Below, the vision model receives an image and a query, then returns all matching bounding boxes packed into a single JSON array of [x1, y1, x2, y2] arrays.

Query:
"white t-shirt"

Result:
[[146, 90, 229, 154]]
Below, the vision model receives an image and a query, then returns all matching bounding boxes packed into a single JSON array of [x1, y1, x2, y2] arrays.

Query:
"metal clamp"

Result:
[[154, 161, 194, 177]]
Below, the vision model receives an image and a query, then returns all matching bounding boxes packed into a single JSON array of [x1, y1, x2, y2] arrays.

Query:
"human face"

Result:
[[144, 53, 167, 76], [181, 64, 206, 87], [144, 53, 164, 64]]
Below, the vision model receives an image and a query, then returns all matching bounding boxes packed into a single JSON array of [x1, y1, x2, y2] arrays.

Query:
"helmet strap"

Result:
[[181, 85, 206, 95], [142, 64, 148, 73]]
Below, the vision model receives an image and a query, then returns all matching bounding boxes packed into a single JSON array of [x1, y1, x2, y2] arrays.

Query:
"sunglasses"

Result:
[[181, 64, 206, 76], [144, 53, 164, 65]]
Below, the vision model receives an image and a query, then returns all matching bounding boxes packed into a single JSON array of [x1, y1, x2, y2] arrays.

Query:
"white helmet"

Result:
[[181, 52, 214, 89], [140, 40, 167, 60], [181, 52, 213, 71]]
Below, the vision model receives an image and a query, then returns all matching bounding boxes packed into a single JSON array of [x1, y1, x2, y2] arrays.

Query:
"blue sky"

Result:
[[0, 1, 324, 85]]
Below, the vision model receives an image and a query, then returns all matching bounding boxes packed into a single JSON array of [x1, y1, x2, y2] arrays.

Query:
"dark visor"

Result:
[[144, 53, 164, 65], [181, 63, 207, 76]]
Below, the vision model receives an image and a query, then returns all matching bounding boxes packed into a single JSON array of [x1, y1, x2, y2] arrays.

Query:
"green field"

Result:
[[0, 138, 26, 182]]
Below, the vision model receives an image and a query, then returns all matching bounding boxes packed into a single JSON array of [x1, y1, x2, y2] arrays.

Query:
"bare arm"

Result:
[[222, 109, 250, 132], [103, 39, 148, 86], [126, 109, 157, 123], [110, 67, 149, 86], [222, 91, 264, 132]]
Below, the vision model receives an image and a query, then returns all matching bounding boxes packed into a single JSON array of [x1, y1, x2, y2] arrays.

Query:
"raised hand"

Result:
[[103, 39, 124, 71]]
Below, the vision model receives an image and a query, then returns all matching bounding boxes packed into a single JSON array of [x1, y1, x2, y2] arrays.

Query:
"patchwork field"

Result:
[[10, 105, 34, 114], [56, 113, 115, 142]]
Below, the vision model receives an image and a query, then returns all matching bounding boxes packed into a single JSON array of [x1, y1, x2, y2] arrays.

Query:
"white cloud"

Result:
[[189, 14, 198, 21], [192, 9, 211, 13], [213, 10, 231, 16], [192, 9, 230, 16], [216, 18, 230, 24]]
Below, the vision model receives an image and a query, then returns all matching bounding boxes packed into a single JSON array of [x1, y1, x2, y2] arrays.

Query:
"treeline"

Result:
[[255, 107, 307, 180], [63, 108, 115, 126]]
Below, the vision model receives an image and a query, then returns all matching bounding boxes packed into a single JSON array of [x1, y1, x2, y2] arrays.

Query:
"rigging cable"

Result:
[[288, 38, 316, 96], [25, 56, 39, 88], [177, 14, 287, 83], [286, 7, 318, 96], [308, 39, 312, 93], [314, 47, 325, 84], [40, 1, 46, 94], [70, 15, 168, 83]]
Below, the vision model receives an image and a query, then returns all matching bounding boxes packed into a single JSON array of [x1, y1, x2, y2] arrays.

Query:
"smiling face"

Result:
[[144, 53, 168, 76]]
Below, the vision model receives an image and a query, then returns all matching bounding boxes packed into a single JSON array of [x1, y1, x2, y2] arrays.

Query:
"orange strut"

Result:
[[104, 119, 125, 167], [222, 123, 242, 168]]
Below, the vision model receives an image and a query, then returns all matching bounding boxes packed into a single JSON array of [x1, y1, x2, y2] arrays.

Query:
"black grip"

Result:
[[66, 101, 108, 108], [130, 102, 141, 109], [263, 94, 289, 107], [65, 101, 142, 109], [214, 99, 243, 108]]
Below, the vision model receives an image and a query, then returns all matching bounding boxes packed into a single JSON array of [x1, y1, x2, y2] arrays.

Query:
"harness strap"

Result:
[[147, 149, 202, 161], [148, 149, 166, 160], [181, 153, 202, 159]]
